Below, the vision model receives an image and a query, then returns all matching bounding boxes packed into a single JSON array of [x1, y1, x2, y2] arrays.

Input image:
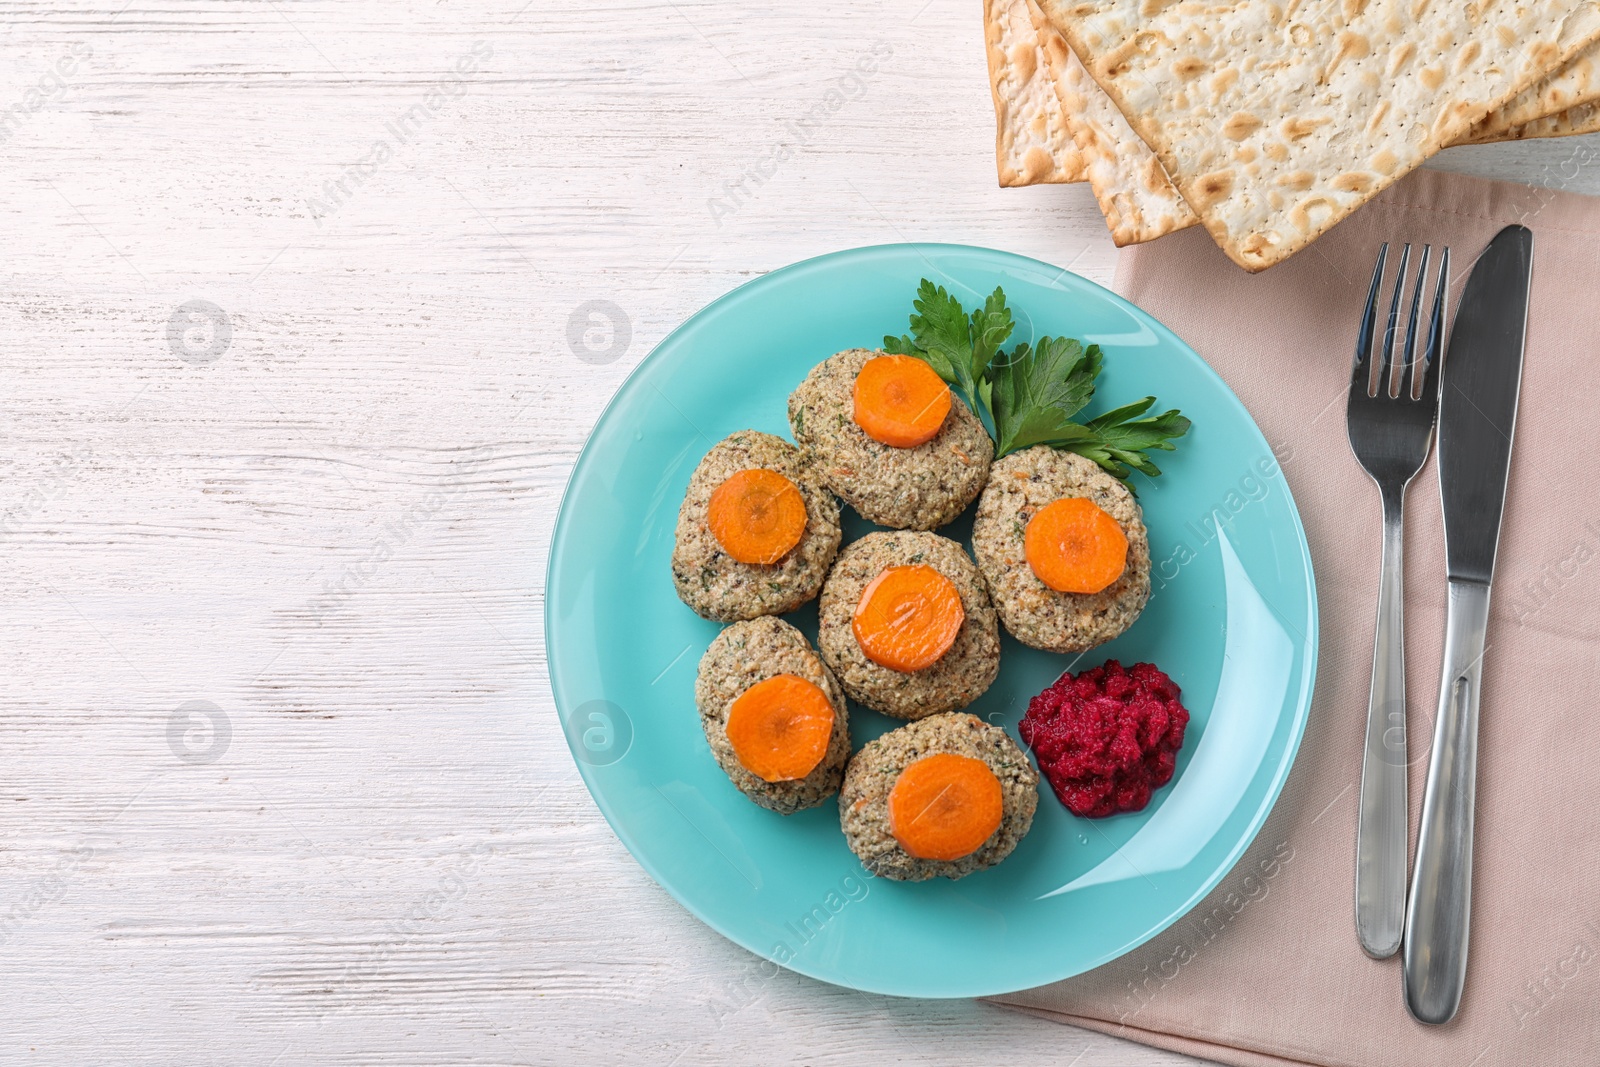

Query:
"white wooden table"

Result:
[[7, 3, 1600, 1062]]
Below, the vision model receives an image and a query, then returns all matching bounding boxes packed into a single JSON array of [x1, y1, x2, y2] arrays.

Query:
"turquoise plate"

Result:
[[546, 244, 1317, 998]]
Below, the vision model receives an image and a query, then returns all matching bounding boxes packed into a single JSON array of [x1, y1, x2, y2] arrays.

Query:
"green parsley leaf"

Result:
[[907, 280, 980, 410], [1074, 400, 1192, 480], [967, 287, 1014, 413], [989, 337, 1100, 457], [884, 278, 1191, 486]]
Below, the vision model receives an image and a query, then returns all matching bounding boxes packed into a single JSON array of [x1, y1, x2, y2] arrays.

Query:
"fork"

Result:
[[1345, 242, 1450, 960]]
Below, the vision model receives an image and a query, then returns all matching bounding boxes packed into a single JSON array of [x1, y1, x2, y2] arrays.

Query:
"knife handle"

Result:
[[1354, 485, 1408, 958], [1403, 579, 1490, 1024]]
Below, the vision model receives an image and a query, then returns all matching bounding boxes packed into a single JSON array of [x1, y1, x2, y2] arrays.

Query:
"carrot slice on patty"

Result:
[[725, 674, 836, 782], [1024, 497, 1128, 594], [852, 564, 965, 673], [852, 354, 952, 448], [707, 468, 808, 565], [888, 752, 1004, 861]]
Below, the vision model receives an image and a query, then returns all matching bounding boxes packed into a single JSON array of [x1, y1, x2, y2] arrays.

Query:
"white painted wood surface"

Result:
[[6, 2, 1600, 1062]]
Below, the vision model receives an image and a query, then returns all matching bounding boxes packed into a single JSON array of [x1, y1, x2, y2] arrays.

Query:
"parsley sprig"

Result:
[[884, 279, 1189, 483]]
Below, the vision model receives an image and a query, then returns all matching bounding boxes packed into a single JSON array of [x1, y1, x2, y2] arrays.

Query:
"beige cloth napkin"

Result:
[[994, 167, 1600, 1066]]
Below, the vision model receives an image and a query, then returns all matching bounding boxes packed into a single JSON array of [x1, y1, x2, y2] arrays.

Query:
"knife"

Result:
[[1402, 224, 1532, 1025]]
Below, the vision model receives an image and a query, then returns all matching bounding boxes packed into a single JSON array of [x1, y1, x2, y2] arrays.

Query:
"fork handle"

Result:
[[1354, 483, 1409, 958]]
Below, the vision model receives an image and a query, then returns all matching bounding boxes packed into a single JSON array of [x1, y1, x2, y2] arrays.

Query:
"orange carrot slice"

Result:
[[725, 674, 836, 782], [888, 752, 1004, 861], [852, 354, 952, 448], [1024, 497, 1128, 594], [707, 468, 807, 565], [852, 564, 965, 673]]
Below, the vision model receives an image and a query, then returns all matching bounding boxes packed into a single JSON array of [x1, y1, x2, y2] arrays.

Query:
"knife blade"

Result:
[[1437, 226, 1532, 585], [1402, 224, 1532, 1025]]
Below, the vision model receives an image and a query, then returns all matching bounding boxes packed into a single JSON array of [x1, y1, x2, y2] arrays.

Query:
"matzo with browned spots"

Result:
[[1036, 0, 1600, 268]]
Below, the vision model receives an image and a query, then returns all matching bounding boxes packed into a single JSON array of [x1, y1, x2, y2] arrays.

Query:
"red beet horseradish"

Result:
[[1018, 660, 1190, 818]]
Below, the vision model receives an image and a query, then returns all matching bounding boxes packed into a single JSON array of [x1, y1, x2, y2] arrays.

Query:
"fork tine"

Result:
[[1353, 243, 1389, 393], [1419, 246, 1450, 403], [1401, 245, 1431, 399], [1380, 244, 1411, 397]]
